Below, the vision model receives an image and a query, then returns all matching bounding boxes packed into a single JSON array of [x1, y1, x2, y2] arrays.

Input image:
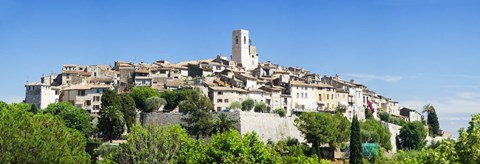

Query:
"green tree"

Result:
[[29, 103, 38, 114], [364, 106, 373, 120], [350, 115, 363, 164], [456, 114, 480, 164], [0, 101, 7, 110], [360, 119, 392, 151], [129, 87, 161, 111], [398, 121, 427, 150], [161, 89, 197, 110], [379, 111, 390, 122], [423, 104, 440, 136], [0, 105, 90, 163], [212, 113, 238, 133], [101, 89, 122, 109], [179, 89, 215, 139], [43, 102, 92, 138], [98, 106, 125, 142], [241, 99, 255, 111], [254, 102, 268, 113], [206, 130, 279, 163], [102, 125, 206, 164], [295, 112, 350, 158], [144, 96, 167, 113], [229, 101, 242, 111], [273, 108, 287, 117], [120, 94, 137, 132]]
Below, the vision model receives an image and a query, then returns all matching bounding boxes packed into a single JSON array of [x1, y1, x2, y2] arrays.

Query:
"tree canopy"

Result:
[[295, 112, 350, 158], [254, 102, 268, 113], [398, 121, 427, 150], [229, 101, 242, 111], [178, 89, 215, 138], [0, 104, 90, 163], [212, 113, 238, 134], [161, 89, 197, 110], [98, 106, 125, 142], [144, 96, 167, 113], [360, 119, 392, 151], [350, 115, 363, 164], [43, 102, 92, 138], [241, 99, 255, 111], [129, 87, 161, 111], [119, 94, 137, 132], [423, 104, 440, 136]]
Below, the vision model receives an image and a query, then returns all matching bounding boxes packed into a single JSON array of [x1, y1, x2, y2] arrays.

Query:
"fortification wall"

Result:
[[142, 111, 303, 143]]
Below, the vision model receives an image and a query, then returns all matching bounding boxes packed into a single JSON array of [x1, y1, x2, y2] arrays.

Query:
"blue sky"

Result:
[[1, 0, 479, 137]]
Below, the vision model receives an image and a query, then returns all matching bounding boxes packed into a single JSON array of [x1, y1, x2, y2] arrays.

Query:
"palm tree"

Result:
[[98, 106, 125, 143], [212, 113, 237, 134], [422, 104, 434, 114]]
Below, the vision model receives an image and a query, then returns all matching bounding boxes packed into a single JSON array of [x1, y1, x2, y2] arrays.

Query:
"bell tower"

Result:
[[232, 29, 258, 70]]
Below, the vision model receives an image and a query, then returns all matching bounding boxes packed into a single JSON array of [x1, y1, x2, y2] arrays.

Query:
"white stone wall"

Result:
[[143, 111, 303, 143]]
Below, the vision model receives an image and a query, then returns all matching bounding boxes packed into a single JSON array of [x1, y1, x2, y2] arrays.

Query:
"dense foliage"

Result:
[[295, 112, 350, 158], [229, 101, 242, 111], [254, 102, 268, 113], [398, 121, 427, 150], [178, 89, 215, 139], [360, 119, 392, 151], [128, 87, 161, 111], [144, 96, 167, 113], [241, 99, 255, 111], [0, 103, 90, 163], [119, 94, 137, 132], [43, 102, 92, 138], [273, 108, 287, 117], [161, 89, 196, 110], [423, 104, 440, 136], [350, 115, 363, 164], [212, 113, 237, 134], [101, 125, 302, 164], [98, 106, 125, 142]]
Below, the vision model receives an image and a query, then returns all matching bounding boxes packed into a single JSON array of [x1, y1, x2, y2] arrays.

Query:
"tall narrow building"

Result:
[[232, 29, 258, 70]]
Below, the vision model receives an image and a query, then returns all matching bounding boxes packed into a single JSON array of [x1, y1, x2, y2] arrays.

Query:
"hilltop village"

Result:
[[25, 29, 424, 123]]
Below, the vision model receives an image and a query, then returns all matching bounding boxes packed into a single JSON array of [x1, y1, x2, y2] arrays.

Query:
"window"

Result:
[[218, 91, 223, 95], [96, 89, 103, 93], [93, 105, 100, 110], [305, 93, 308, 99], [85, 100, 91, 106], [93, 96, 100, 102], [217, 99, 223, 103], [55, 90, 59, 95], [244, 36, 246, 45], [236, 36, 238, 44], [297, 93, 299, 98], [217, 107, 222, 111], [224, 99, 229, 103], [78, 90, 86, 96]]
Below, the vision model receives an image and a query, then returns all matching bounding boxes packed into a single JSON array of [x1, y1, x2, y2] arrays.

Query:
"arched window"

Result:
[[236, 36, 238, 44], [244, 36, 246, 45]]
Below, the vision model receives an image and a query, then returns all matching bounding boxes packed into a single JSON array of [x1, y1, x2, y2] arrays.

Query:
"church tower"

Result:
[[232, 29, 258, 70]]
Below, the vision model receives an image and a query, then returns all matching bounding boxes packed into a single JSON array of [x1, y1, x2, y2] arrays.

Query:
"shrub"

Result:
[[241, 99, 255, 111], [254, 102, 268, 113], [273, 108, 287, 117]]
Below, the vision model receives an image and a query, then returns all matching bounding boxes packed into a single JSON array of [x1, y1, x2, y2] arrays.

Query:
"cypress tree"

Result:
[[350, 115, 363, 164], [424, 104, 440, 136]]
